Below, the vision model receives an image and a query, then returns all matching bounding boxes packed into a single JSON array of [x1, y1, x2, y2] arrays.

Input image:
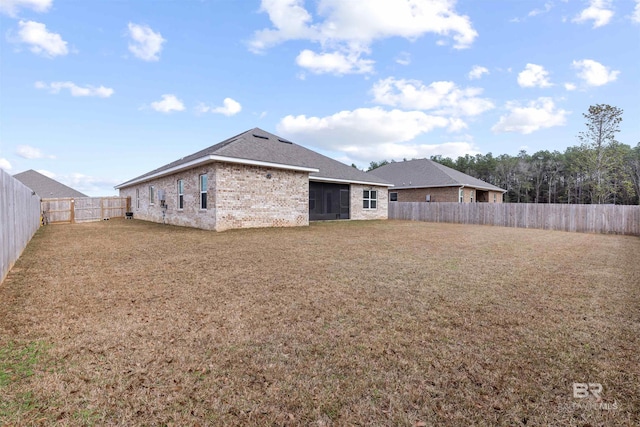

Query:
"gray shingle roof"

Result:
[[367, 159, 506, 192], [116, 128, 391, 188], [13, 170, 88, 198]]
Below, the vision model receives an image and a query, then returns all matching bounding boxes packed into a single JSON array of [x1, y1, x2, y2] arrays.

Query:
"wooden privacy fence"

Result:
[[389, 202, 640, 236], [42, 197, 130, 224], [1, 169, 41, 284]]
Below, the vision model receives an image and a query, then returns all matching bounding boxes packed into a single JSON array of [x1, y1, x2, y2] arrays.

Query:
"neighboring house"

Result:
[[13, 169, 88, 198], [368, 159, 506, 203], [115, 128, 392, 231]]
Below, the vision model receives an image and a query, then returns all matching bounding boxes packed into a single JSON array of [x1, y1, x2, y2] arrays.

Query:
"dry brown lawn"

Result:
[[0, 219, 638, 426]]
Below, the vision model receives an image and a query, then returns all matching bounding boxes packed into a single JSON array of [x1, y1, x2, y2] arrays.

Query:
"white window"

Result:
[[470, 190, 474, 203], [459, 188, 464, 203], [389, 192, 398, 202], [136, 188, 140, 209], [199, 174, 207, 210], [149, 185, 155, 205], [177, 179, 184, 210], [493, 193, 497, 203], [363, 189, 377, 209]]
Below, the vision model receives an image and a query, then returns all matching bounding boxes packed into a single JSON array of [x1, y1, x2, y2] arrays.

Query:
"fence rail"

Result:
[[1, 169, 42, 284], [42, 197, 130, 224], [389, 202, 640, 236]]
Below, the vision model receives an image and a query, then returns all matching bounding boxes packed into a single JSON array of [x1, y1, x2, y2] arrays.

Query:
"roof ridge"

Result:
[[427, 159, 462, 182]]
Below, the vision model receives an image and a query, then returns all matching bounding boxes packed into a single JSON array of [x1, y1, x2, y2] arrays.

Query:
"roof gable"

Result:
[[116, 128, 391, 188], [13, 170, 88, 198], [367, 159, 505, 192]]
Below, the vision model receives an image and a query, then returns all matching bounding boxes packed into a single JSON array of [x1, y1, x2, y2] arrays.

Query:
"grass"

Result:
[[0, 218, 638, 426], [0, 341, 55, 423]]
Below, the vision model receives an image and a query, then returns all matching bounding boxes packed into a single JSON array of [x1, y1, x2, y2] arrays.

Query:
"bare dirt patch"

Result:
[[1, 219, 638, 426]]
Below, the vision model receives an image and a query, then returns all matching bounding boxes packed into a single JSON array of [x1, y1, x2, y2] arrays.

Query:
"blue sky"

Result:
[[1, 0, 639, 196]]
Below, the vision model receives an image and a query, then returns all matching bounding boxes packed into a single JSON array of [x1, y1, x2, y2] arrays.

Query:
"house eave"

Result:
[[310, 176, 394, 187], [115, 155, 320, 189], [390, 183, 506, 192]]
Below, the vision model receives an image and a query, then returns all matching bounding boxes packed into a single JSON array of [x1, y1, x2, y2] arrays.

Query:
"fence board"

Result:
[[389, 202, 640, 236], [42, 197, 129, 224], [1, 169, 42, 284]]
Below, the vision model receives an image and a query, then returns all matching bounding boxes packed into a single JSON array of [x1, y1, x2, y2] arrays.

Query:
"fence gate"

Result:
[[42, 197, 130, 224]]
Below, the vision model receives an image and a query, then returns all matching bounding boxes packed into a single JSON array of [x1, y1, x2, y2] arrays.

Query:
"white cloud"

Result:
[[395, 52, 411, 66], [16, 144, 55, 159], [564, 82, 577, 91], [517, 63, 553, 88], [196, 98, 242, 116], [250, 0, 477, 74], [251, 0, 477, 51], [279, 107, 450, 146], [35, 81, 114, 97], [344, 141, 479, 164], [572, 59, 619, 86], [295, 49, 374, 74], [573, 0, 614, 28], [127, 23, 165, 61], [528, 1, 553, 17], [33, 170, 119, 196], [633, 0, 640, 23], [0, 158, 12, 171], [492, 97, 569, 134], [0, 0, 52, 17], [60, 172, 121, 196], [277, 107, 477, 163], [467, 65, 489, 80], [371, 77, 494, 118], [150, 94, 185, 113], [15, 20, 68, 57]]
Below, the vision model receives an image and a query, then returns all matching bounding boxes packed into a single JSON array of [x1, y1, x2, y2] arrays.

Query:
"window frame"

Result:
[[136, 188, 140, 209], [459, 188, 464, 203], [177, 179, 184, 210], [389, 192, 398, 202], [149, 185, 155, 205], [363, 189, 377, 210], [199, 174, 208, 210]]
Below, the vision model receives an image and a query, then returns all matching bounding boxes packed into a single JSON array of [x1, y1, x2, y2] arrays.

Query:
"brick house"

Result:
[[368, 159, 506, 203], [115, 128, 392, 231]]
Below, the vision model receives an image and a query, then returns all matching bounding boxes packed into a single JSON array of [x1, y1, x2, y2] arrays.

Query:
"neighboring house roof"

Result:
[[116, 128, 392, 188], [368, 159, 506, 192], [13, 169, 88, 198]]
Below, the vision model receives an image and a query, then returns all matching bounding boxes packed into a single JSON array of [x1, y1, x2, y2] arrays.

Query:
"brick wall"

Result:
[[118, 165, 217, 230], [392, 187, 459, 203], [215, 163, 308, 231], [488, 191, 504, 203], [390, 187, 504, 203], [350, 184, 388, 220], [119, 163, 391, 230], [119, 162, 309, 231]]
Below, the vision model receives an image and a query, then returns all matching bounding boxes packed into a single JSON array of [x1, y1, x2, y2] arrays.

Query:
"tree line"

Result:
[[366, 104, 640, 205]]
